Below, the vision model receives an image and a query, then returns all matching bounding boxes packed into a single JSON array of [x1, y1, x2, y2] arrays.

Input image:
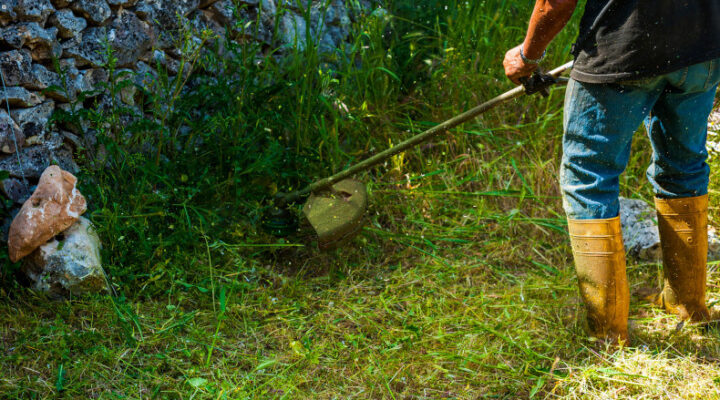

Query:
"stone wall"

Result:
[[0, 0, 375, 204]]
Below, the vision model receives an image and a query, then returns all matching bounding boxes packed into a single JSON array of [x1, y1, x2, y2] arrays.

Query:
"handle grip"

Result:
[[519, 69, 559, 97]]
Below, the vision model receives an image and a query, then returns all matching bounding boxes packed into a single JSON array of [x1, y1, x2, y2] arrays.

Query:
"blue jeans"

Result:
[[561, 59, 720, 220]]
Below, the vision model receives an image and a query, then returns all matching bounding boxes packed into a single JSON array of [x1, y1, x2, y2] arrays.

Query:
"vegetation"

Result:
[[2, 0, 720, 398]]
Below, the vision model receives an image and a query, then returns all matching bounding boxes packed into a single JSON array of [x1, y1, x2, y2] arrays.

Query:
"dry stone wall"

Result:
[[0, 0, 375, 204]]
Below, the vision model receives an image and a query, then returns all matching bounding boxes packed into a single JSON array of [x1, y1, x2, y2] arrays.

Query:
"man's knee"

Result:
[[560, 161, 622, 219]]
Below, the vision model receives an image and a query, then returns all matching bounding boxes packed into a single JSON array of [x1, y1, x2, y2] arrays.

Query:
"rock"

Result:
[[323, 24, 348, 51], [207, 0, 235, 25], [50, 0, 73, 7], [49, 9, 87, 39], [212, 0, 274, 43], [0, 141, 78, 179], [10, 100, 55, 142], [107, 0, 138, 6], [708, 109, 720, 160], [71, 0, 112, 25], [52, 143, 80, 173], [55, 101, 90, 135], [62, 26, 108, 67], [0, 50, 33, 87], [258, 0, 276, 20], [0, 22, 57, 49], [280, 12, 307, 50], [163, 56, 182, 76], [21, 217, 108, 299], [63, 17, 155, 68], [107, 9, 155, 67], [0, 109, 25, 154], [58, 57, 79, 75], [29, 130, 63, 150], [23, 63, 62, 91], [0, 86, 44, 107], [133, 0, 152, 19], [135, 0, 200, 29], [112, 69, 137, 105], [242, 0, 276, 44], [188, 8, 224, 41], [39, 62, 79, 102], [619, 197, 720, 262], [0, 143, 58, 179], [143, 49, 181, 78], [33, 39, 63, 63], [31, 41, 63, 62], [8, 165, 86, 262], [15, 0, 55, 24], [619, 198, 662, 261], [199, 0, 220, 7], [1, 177, 31, 204], [73, 68, 108, 94], [311, 0, 352, 53], [276, 0, 304, 11], [0, 22, 61, 61], [710, 229, 720, 261], [60, 130, 83, 149], [133, 60, 157, 89], [0, 1, 18, 22], [324, 0, 349, 26]]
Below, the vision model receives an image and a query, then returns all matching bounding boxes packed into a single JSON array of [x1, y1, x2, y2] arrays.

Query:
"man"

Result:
[[504, 0, 720, 344]]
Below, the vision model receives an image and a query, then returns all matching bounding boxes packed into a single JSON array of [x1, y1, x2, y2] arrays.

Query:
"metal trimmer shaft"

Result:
[[277, 61, 574, 207]]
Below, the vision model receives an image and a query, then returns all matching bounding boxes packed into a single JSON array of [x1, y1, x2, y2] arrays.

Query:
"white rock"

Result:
[[22, 217, 109, 298]]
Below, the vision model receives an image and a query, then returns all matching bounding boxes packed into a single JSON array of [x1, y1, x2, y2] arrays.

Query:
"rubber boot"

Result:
[[568, 217, 630, 344], [654, 195, 711, 322]]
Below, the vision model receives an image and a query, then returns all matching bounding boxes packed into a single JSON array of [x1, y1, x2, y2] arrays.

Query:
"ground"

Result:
[[3, 116, 720, 397]]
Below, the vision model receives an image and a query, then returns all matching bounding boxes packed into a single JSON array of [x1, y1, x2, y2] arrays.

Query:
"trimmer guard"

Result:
[[302, 179, 367, 250]]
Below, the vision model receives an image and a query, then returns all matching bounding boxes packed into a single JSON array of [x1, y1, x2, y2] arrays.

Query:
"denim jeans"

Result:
[[561, 59, 720, 220]]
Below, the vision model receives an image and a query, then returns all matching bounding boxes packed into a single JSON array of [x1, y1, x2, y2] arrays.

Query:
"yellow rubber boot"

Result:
[[568, 216, 630, 344], [655, 195, 711, 323]]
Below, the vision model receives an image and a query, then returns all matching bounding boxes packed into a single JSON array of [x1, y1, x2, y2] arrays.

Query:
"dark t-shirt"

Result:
[[571, 0, 720, 83]]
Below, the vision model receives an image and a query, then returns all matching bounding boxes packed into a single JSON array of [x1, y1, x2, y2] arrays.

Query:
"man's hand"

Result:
[[504, 0, 578, 84], [503, 44, 538, 85]]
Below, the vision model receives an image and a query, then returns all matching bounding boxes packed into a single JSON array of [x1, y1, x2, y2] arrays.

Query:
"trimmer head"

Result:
[[302, 179, 367, 250]]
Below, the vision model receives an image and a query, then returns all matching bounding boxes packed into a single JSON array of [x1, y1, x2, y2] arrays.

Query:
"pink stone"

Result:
[[8, 166, 87, 262]]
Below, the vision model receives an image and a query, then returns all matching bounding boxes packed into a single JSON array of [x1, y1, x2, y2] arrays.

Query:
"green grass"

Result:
[[3, 0, 720, 398]]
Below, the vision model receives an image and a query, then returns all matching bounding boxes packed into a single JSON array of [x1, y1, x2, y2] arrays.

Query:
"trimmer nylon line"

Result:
[[0, 66, 27, 186], [280, 61, 574, 205]]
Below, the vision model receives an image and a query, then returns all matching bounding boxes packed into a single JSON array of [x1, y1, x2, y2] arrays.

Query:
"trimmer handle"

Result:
[[519, 69, 558, 97]]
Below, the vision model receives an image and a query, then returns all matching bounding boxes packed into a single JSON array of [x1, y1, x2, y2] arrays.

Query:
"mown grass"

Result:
[[3, 0, 720, 398]]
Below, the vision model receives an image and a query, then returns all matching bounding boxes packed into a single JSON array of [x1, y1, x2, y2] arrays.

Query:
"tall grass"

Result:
[[66, 0, 586, 298]]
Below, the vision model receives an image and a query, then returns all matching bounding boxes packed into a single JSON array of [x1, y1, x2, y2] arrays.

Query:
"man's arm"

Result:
[[503, 0, 578, 84]]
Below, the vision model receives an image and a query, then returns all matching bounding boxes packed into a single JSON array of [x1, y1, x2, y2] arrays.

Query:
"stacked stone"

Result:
[[0, 0, 375, 204]]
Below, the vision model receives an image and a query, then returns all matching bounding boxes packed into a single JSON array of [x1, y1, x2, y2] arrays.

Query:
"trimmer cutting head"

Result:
[[261, 179, 368, 250], [302, 179, 367, 250]]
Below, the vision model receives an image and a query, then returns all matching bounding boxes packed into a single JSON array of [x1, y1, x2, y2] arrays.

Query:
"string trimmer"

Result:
[[263, 61, 574, 249]]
